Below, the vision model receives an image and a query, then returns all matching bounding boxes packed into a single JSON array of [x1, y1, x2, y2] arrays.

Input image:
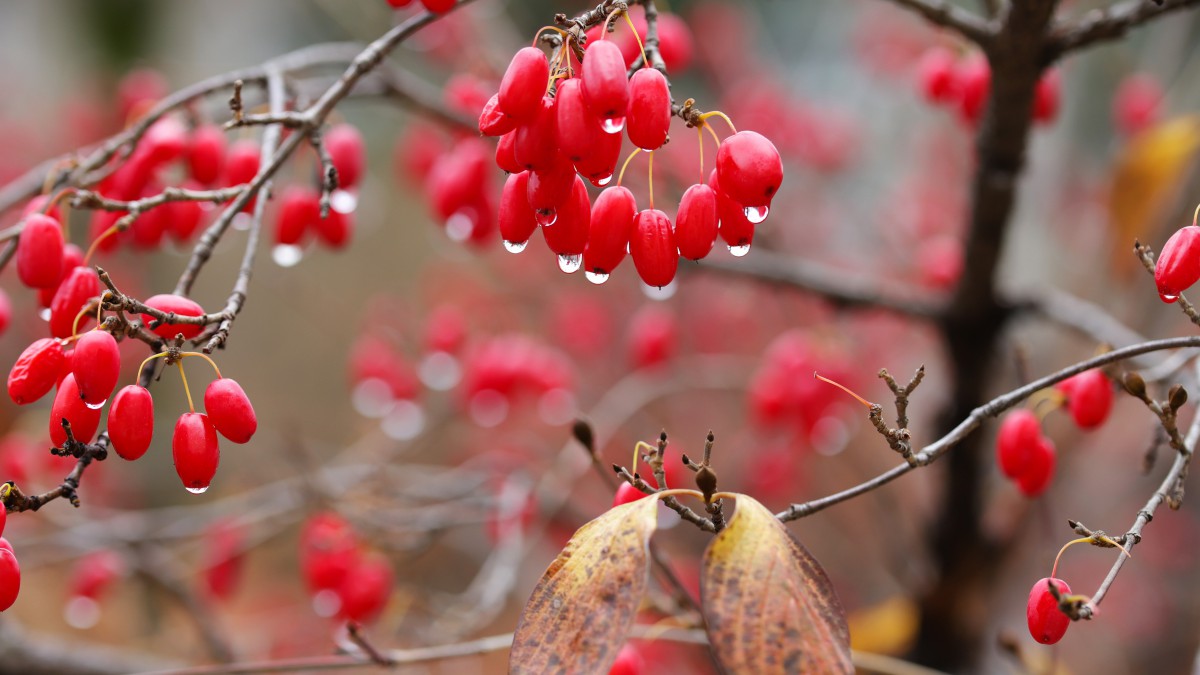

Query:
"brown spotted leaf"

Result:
[[509, 496, 659, 675], [701, 494, 852, 675]]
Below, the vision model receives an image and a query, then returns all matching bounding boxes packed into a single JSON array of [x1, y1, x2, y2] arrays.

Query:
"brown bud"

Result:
[[695, 465, 718, 502], [1169, 384, 1188, 411], [1122, 372, 1146, 399], [572, 419, 595, 454]]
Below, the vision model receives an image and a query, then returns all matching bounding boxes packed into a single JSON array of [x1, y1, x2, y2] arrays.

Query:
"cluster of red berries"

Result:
[[749, 331, 855, 445], [64, 550, 124, 628], [1026, 576, 1072, 645], [995, 369, 1112, 497], [916, 47, 1059, 126], [0, 512, 18, 613], [299, 512, 394, 624], [459, 334, 575, 427], [271, 123, 366, 262], [1154, 221, 1200, 303], [7, 305, 257, 493], [1113, 73, 1162, 137], [386, 0, 454, 12], [479, 21, 782, 287]]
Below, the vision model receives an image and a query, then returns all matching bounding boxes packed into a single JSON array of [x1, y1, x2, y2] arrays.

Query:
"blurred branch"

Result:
[[132, 545, 234, 663], [871, 0, 996, 46], [1046, 0, 1200, 58], [0, 619, 177, 675]]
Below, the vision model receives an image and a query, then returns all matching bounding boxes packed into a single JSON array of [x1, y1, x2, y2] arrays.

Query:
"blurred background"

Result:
[[0, 0, 1199, 673]]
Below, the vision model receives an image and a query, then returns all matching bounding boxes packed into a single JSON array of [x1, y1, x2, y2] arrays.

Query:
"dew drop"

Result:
[[469, 390, 509, 427], [728, 243, 751, 257], [1160, 293, 1179, 303], [743, 205, 769, 224], [590, 173, 613, 187], [642, 278, 678, 300], [381, 399, 426, 440], [185, 485, 210, 495], [84, 399, 107, 410], [330, 189, 357, 214], [445, 211, 475, 242], [352, 378, 396, 419], [535, 209, 558, 227], [584, 270, 610, 285], [39, 308, 51, 322], [601, 116, 626, 134], [272, 244, 304, 267], [312, 589, 341, 618], [65, 595, 101, 630], [557, 253, 583, 273], [418, 352, 461, 391], [503, 239, 529, 254], [232, 212, 252, 231]]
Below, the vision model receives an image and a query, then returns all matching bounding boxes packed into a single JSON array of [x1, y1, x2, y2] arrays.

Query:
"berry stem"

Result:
[[602, 7, 624, 38], [647, 150, 655, 210], [70, 300, 100, 339], [136, 352, 170, 383], [1193, 203, 1199, 228], [702, 122, 722, 153], [184, 351, 224, 380], [696, 126, 705, 185], [530, 26, 567, 49], [632, 440, 655, 476], [84, 224, 121, 265], [622, 12, 648, 68], [698, 111, 737, 135], [177, 361, 196, 414], [616, 147, 641, 187], [814, 372, 875, 408]]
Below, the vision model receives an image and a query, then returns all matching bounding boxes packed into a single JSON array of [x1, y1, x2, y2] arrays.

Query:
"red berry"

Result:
[[173, 412, 220, 493], [336, 553, 393, 623], [50, 267, 101, 339], [499, 47, 550, 122], [514, 96, 561, 172], [8, 338, 65, 405], [188, 124, 226, 185], [996, 409, 1041, 479], [202, 519, 244, 600], [50, 374, 103, 446], [630, 209, 678, 288], [300, 513, 360, 593], [628, 305, 676, 369], [205, 378, 257, 444], [1058, 370, 1112, 430], [653, 13, 694, 73], [478, 93, 518, 136], [916, 47, 958, 104], [325, 123, 366, 189], [71, 330, 121, 406], [581, 40, 630, 128], [609, 644, 645, 675], [499, 172, 538, 250], [276, 187, 320, 246], [223, 139, 260, 192], [710, 169, 754, 253], [495, 131, 522, 174], [1114, 73, 1162, 137], [526, 155, 577, 219], [1033, 69, 1060, 124], [612, 481, 646, 507], [541, 176, 591, 262], [387, 0, 413, 7], [38, 243, 85, 309], [17, 214, 66, 289], [555, 78, 602, 164], [957, 54, 991, 126], [1154, 225, 1200, 302], [1027, 577, 1071, 645], [715, 130, 783, 213], [676, 184, 719, 261], [0, 502, 5, 538], [424, 306, 467, 354], [117, 68, 168, 122], [315, 208, 354, 249], [164, 187, 206, 243], [626, 68, 671, 150], [141, 118, 189, 167], [1015, 436, 1056, 497], [583, 186, 637, 280], [109, 385, 155, 460], [69, 550, 122, 600], [571, 122, 623, 188], [21, 195, 63, 223], [0, 548, 20, 612], [420, 0, 455, 14], [141, 294, 206, 340]]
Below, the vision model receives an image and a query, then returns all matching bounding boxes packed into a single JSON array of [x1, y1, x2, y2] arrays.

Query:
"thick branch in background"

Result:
[[880, 0, 997, 45], [1045, 0, 1200, 58]]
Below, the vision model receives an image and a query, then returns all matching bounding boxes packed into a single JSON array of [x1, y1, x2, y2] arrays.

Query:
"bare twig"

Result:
[[871, 0, 995, 46], [1046, 0, 1200, 58]]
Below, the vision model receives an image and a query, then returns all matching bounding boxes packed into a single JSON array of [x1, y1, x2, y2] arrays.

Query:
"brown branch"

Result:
[[1045, 0, 1200, 59], [871, 0, 996, 46], [133, 545, 235, 663]]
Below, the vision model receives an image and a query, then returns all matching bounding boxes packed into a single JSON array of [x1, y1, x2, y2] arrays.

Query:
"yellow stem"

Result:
[[647, 151, 655, 210], [84, 224, 121, 265], [632, 441, 656, 475], [814, 372, 875, 408], [698, 110, 737, 135], [136, 352, 170, 384], [531, 25, 568, 49], [703, 122, 722, 153], [71, 301, 99, 339], [1193, 203, 1199, 228], [602, 7, 624, 38], [177, 361, 195, 414], [184, 351, 223, 380], [623, 12, 647, 67], [616, 147, 641, 186], [696, 126, 705, 185]]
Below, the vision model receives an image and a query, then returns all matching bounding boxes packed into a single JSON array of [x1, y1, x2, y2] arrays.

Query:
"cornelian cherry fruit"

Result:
[[715, 130, 783, 217], [109, 385, 155, 460], [1057, 370, 1112, 430], [500, 172, 538, 251], [676, 184, 719, 261], [1155, 225, 1200, 302], [141, 294, 205, 340], [325, 123, 366, 189], [0, 548, 19, 612], [581, 39, 630, 131], [205, 378, 258, 444], [995, 409, 1041, 479], [630, 209, 678, 288], [583, 186, 637, 282], [50, 374, 103, 446], [72, 330, 121, 406], [173, 412, 220, 493], [17, 214, 66, 289], [336, 553, 393, 623], [499, 47, 550, 122], [8, 338, 65, 405], [1027, 577, 1071, 645], [627, 68, 671, 150]]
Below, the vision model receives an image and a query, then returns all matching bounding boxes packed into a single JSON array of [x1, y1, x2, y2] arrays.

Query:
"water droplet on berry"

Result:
[[84, 399, 107, 410], [503, 239, 529, 254], [557, 253, 583, 273], [535, 209, 558, 227], [330, 189, 357, 214], [584, 270, 610, 285], [312, 589, 340, 618], [232, 212, 252, 231], [418, 351, 461, 391], [39, 308, 51, 322], [65, 595, 101, 629], [185, 485, 210, 495], [728, 244, 751, 257], [601, 116, 626, 134], [272, 244, 304, 267], [591, 173, 613, 187], [445, 212, 475, 242], [352, 378, 395, 418], [642, 279, 678, 300], [382, 399, 425, 440], [743, 205, 769, 224], [469, 390, 509, 427], [1160, 292, 1179, 303]]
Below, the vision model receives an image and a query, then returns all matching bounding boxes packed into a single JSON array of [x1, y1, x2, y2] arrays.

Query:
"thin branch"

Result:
[[1046, 0, 1200, 58], [777, 335, 1200, 521], [871, 0, 996, 46]]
